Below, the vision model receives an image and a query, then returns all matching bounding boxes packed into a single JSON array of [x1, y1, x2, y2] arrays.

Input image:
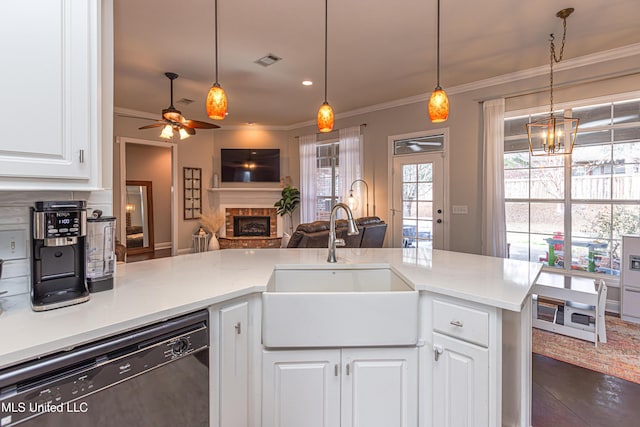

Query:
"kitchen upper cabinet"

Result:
[[0, 0, 101, 190], [262, 347, 417, 427], [432, 332, 489, 427]]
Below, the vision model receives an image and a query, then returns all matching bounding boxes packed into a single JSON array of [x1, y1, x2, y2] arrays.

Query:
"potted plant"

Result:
[[274, 185, 300, 236]]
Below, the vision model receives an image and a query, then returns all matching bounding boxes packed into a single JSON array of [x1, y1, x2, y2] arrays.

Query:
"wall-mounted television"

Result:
[[221, 149, 280, 183]]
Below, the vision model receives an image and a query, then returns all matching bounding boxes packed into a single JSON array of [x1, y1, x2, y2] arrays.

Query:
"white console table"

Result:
[[532, 272, 607, 346]]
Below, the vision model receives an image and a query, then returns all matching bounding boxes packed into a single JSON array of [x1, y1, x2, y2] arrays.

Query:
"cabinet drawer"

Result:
[[432, 300, 489, 347]]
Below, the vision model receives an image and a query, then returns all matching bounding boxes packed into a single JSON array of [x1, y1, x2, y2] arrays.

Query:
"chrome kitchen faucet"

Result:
[[327, 203, 359, 263]]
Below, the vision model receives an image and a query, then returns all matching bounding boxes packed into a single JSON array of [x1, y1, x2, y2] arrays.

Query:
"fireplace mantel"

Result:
[[207, 187, 284, 238]]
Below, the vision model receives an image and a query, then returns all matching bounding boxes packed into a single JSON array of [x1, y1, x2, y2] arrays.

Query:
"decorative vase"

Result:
[[208, 233, 220, 251]]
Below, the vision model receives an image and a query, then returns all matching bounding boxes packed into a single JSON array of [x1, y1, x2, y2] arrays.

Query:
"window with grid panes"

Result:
[[504, 97, 640, 276], [315, 141, 340, 220]]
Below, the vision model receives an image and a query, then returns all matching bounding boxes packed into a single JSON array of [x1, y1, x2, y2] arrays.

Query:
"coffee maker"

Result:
[[31, 201, 90, 311]]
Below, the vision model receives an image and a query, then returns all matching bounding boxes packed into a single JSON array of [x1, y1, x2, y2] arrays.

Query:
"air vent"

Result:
[[177, 98, 194, 105], [255, 53, 282, 67]]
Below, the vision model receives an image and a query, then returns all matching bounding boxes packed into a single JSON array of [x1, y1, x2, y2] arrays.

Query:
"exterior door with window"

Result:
[[391, 153, 445, 249]]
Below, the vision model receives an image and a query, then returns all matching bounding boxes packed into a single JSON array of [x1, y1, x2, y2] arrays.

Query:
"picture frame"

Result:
[[183, 167, 202, 220]]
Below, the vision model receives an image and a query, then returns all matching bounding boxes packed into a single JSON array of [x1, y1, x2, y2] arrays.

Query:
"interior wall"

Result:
[[111, 51, 639, 255], [113, 115, 215, 251], [286, 52, 640, 255], [125, 144, 171, 247]]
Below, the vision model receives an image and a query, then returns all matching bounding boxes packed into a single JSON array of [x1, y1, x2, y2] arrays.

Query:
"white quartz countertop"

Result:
[[0, 248, 542, 369]]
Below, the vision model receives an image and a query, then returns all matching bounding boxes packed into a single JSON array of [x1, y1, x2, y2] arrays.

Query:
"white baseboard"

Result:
[[606, 299, 620, 315], [154, 242, 171, 250]]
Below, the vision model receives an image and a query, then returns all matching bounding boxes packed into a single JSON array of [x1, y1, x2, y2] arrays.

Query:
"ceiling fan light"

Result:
[[160, 124, 173, 139], [317, 101, 334, 133], [179, 128, 191, 140], [206, 83, 227, 120], [428, 88, 449, 123]]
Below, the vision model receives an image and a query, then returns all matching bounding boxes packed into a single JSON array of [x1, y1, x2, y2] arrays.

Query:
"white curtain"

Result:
[[299, 133, 317, 223], [482, 98, 508, 257], [338, 126, 363, 216]]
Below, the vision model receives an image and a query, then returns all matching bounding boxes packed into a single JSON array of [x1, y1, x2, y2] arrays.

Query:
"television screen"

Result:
[[221, 149, 280, 182]]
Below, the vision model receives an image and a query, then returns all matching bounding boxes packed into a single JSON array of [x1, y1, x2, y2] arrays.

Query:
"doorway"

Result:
[[388, 130, 449, 250], [117, 137, 178, 258]]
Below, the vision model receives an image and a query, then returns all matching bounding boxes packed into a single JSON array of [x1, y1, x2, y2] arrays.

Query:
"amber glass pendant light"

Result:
[[317, 0, 334, 132], [428, 0, 449, 123], [206, 0, 227, 120]]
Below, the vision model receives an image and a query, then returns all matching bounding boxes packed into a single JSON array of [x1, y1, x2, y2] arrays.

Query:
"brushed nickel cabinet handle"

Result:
[[450, 320, 464, 327], [79, 149, 85, 163], [434, 345, 443, 361]]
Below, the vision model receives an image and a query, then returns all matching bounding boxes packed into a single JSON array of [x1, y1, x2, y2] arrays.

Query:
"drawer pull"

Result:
[[450, 320, 464, 327], [625, 288, 640, 294]]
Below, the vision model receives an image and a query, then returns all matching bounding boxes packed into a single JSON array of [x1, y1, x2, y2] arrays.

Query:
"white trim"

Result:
[[606, 299, 620, 315], [154, 241, 172, 250], [387, 128, 450, 250], [506, 90, 640, 118], [116, 136, 179, 256], [115, 44, 640, 132], [287, 43, 640, 131]]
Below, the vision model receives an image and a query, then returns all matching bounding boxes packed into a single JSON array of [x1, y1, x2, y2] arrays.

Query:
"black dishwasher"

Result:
[[0, 310, 209, 427]]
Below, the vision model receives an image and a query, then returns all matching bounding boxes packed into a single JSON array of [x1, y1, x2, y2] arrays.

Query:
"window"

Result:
[[315, 141, 340, 220], [504, 97, 640, 276]]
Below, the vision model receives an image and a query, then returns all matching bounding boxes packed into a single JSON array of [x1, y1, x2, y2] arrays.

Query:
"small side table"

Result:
[[192, 233, 209, 253]]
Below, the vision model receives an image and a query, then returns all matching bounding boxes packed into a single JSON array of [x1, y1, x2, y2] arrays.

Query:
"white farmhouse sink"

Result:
[[262, 267, 419, 348]]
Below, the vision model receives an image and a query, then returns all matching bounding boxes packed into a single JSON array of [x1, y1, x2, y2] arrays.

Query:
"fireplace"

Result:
[[225, 207, 278, 238], [234, 216, 271, 237]]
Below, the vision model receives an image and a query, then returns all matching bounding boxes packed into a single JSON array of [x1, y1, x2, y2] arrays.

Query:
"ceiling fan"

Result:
[[139, 72, 220, 140]]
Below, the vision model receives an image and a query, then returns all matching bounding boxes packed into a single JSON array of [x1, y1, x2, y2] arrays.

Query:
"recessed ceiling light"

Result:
[[302, 80, 313, 86]]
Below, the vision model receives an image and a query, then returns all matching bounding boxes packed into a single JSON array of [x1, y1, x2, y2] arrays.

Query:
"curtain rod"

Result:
[[295, 123, 367, 139]]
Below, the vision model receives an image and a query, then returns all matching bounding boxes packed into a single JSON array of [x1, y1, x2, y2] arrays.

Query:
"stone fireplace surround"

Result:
[[207, 188, 284, 249], [225, 208, 277, 238]]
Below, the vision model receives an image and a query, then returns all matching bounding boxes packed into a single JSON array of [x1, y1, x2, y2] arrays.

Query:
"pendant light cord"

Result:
[[324, 0, 328, 103], [436, 0, 441, 89], [214, 0, 219, 85], [548, 16, 568, 115]]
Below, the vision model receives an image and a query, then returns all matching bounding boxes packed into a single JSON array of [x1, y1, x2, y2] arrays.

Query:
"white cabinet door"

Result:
[[341, 347, 418, 427], [219, 301, 249, 427], [263, 349, 341, 427], [432, 332, 489, 427], [0, 0, 99, 188]]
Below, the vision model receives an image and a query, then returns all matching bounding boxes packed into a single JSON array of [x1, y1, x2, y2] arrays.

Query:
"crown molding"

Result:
[[117, 43, 640, 133], [287, 43, 640, 131]]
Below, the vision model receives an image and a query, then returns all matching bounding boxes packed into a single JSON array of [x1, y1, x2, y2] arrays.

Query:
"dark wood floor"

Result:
[[533, 353, 640, 426]]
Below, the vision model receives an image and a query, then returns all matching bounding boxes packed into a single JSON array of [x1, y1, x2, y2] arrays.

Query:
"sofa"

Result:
[[287, 216, 387, 248]]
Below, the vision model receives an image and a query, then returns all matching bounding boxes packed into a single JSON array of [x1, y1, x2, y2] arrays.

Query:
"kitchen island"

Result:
[[0, 247, 542, 426]]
